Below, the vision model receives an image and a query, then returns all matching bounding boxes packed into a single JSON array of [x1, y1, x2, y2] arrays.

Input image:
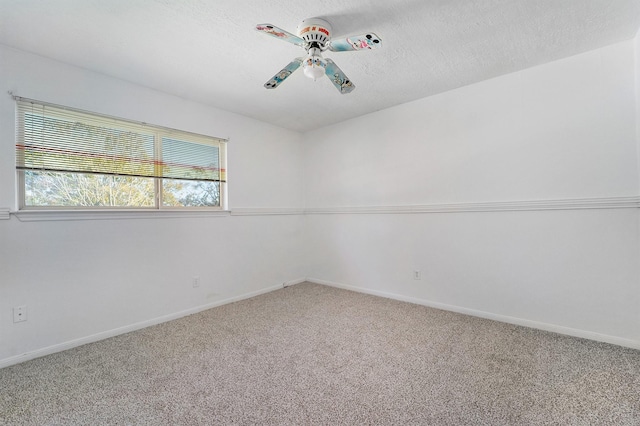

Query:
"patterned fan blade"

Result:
[[324, 59, 355, 94], [255, 23, 304, 46], [328, 33, 382, 52], [264, 58, 303, 89]]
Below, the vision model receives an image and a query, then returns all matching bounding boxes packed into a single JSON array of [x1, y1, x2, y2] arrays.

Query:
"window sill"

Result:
[[11, 209, 231, 222]]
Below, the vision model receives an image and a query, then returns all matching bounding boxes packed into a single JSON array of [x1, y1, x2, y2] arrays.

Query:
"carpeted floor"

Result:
[[1, 282, 639, 425]]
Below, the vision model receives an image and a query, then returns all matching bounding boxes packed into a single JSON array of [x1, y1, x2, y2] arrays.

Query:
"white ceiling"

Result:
[[1, 0, 639, 132]]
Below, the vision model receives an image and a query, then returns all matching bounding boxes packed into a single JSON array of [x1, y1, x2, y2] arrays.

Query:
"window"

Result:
[[15, 98, 227, 210]]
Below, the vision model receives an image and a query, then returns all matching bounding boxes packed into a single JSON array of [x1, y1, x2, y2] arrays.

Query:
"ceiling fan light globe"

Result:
[[303, 55, 327, 80], [303, 65, 325, 80]]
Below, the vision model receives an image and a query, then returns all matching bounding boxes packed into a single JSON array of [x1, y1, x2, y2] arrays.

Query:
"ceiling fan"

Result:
[[255, 18, 382, 94]]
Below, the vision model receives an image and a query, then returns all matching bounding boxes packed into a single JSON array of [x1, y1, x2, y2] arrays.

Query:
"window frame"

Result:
[[15, 97, 228, 213]]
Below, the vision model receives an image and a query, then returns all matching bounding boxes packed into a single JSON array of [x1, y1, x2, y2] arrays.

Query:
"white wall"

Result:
[[637, 31, 640, 191], [0, 45, 306, 366], [303, 39, 640, 347]]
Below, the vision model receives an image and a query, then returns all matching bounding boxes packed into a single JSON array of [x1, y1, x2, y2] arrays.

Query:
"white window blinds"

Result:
[[15, 99, 227, 183]]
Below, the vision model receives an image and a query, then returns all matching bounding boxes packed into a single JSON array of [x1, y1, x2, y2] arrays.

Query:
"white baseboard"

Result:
[[0, 282, 290, 369], [307, 278, 640, 351], [282, 277, 307, 287]]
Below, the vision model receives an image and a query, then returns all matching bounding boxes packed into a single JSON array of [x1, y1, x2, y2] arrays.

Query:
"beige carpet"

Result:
[[1, 282, 639, 425]]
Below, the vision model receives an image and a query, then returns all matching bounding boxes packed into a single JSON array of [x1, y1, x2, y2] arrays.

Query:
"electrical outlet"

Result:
[[192, 276, 200, 288], [13, 305, 27, 323], [413, 270, 421, 280]]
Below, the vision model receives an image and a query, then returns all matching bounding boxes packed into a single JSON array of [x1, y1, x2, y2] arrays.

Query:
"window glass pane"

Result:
[[24, 171, 155, 207], [161, 137, 220, 181], [162, 179, 220, 207], [21, 112, 155, 177], [16, 99, 227, 210]]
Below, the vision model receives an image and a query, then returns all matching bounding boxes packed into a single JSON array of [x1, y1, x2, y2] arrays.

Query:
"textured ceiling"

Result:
[[1, 0, 639, 132]]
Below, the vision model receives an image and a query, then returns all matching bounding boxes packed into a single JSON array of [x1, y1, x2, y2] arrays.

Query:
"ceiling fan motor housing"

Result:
[[297, 18, 332, 48]]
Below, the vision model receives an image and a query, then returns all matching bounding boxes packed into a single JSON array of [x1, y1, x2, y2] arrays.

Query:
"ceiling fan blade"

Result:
[[255, 24, 304, 47], [264, 58, 304, 89], [328, 33, 382, 52], [324, 59, 355, 94]]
